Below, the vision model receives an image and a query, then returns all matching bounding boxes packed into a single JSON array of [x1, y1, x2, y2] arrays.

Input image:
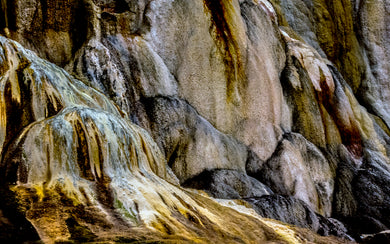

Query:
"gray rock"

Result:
[[331, 146, 360, 218], [140, 96, 248, 183], [353, 151, 390, 229], [317, 215, 354, 241], [251, 132, 334, 216], [332, 147, 390, 240], [2, 0, 390, 242], [0, 35, 292, 243], [356, 0, 390, 130], [246, 195, 321, 232], [246, 195, 352, 240], [183, 169, 272, 199]]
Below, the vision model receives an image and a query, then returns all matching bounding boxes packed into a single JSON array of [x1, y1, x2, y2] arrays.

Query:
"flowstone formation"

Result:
[[0, 0, 389, 243]]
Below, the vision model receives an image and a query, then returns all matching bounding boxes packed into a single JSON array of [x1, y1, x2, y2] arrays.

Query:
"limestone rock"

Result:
[[0, 31, 350, 244], [140, 96, 248, 183], [183, 169, 272, 199], [141, 0, 288, 160], [0, 36, 120, 158], [246, 195, 353, 240], [356, 0, 390, 129], [0, 0, 390, 242], [246, 195, 319, 233], [0, 0, 87, 66], [317, 216, 353, 241], [0, 35, 318, 244], [250, 133, 334, 216]]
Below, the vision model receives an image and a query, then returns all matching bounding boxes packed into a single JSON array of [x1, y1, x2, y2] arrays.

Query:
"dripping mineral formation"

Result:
[[0, 0, 389, 243]]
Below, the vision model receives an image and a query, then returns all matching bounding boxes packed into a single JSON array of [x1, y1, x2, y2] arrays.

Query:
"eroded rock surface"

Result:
[[251, 133, 334, 216], [183, 169, 272, 199], [0, 0, 389, 243]]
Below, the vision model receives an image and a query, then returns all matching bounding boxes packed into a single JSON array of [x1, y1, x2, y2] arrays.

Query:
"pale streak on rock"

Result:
[[255, 0, 277, 23], [280, 29, 335, 94], [0, 37, 120, 158]]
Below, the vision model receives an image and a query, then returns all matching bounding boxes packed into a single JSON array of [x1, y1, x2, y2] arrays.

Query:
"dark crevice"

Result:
[[70, 1, 88, 56], [45, 90, 64, 118], [167, 143, 179, 168], [2, 0, 17, 31], [0, 187, 40, 243], [100, 0, 130, 14], [91, 124, 105, 183], [75, 120, 94, 181]]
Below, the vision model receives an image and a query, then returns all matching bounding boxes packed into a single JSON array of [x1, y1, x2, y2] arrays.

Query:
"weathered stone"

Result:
[[362, 230, 390, 244], [251, 133, 334, 216], [0, 36, 120, 159], [246, 195, 320, 231], [0, 35, 303, 244], [183, 169, 272, 199], [277, 0, 365, 92], [246, 195, 352, 240], [140, 96, 248, 183], [0, 0, 88, 66], [146, 0, 287, 161], [317, 215, 354, 241], [0, 0, 390, 242], [356, 0, 390, 130]]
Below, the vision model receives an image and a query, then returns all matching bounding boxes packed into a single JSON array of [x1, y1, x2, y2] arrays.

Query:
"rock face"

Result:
[[183, 169, 272, 199], [250, 133, 334, 217], [0, 0, 389, 243]]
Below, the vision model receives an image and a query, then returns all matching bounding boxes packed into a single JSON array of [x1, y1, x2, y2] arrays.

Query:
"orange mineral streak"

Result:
[[203, 0, 246, 103]]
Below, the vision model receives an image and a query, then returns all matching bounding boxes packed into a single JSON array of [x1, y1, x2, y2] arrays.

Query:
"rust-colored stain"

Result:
[[203, 0, 245, 102], [318, 68, 363, 158]]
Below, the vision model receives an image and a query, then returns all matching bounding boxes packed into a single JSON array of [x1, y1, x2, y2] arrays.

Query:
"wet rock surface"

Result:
[[0, 0, 389, 243]]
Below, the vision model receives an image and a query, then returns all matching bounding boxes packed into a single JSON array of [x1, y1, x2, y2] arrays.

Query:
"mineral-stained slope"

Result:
[[0, 0, 389, 243]]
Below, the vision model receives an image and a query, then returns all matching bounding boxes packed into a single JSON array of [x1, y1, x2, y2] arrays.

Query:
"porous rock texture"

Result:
[[0, 0, 389, 243]]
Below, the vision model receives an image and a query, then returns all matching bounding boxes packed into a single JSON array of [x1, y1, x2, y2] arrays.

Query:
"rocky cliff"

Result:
[[0, 0, 389, 243]]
